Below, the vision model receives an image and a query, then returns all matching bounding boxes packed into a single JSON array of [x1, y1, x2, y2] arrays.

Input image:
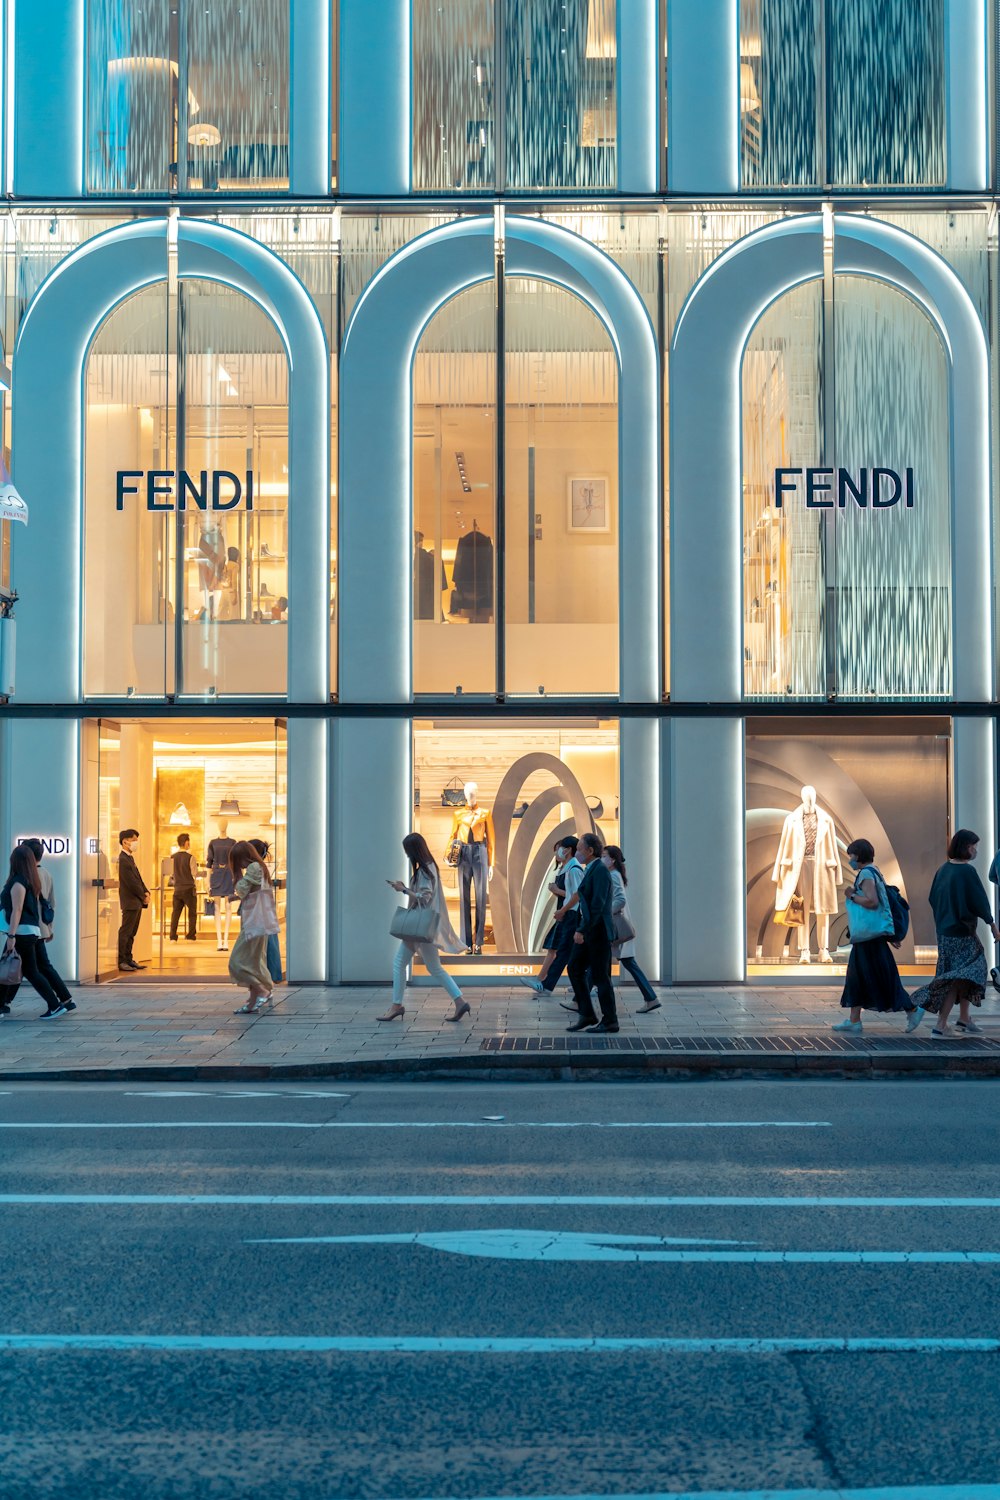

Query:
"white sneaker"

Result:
[[819, 948, 832, 963], [905, 1006, 926, 1033], [519, 978, 544, 993], [931, 1026, 952, 1039], [832, 1018, 862, 1033]]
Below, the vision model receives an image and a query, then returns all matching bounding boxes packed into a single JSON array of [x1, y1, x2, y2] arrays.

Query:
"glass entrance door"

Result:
[[96, 720, 122, 980]]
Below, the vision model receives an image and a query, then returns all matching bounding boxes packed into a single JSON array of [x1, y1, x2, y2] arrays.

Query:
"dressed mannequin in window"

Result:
[[446, 781, 495, 954], [206, 817, 237, 952], [451, 521, 494, 623], [772, 785, 843, 964]]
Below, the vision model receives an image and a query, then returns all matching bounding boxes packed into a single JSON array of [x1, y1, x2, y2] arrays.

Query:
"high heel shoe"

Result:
[[377, 1003, 405, 1021], [445, 999, 471, 1022]]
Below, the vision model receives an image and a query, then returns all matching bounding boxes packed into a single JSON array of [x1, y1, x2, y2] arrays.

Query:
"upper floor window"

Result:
[[412, 0, 618, 193], [740, 0, 945, 189], [86, 0, 290, 194]]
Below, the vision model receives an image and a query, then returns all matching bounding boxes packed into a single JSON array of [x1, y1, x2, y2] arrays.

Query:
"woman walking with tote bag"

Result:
[[228, 841, 279, 1016], [833, 838, 924, 1035], [379, 833, 468, 1022]]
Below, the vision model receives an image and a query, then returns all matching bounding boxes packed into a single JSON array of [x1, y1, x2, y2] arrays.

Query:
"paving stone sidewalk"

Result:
[[4, 977, 1000, 1079]]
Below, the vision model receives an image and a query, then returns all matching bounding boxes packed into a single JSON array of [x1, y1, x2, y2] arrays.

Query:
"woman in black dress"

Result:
[[833, 838, 925, 1036]]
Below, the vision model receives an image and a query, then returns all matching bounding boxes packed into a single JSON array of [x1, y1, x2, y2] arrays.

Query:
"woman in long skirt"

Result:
[[228, 842, 278, 1015], [911, 829, 1000, 1039], [833, 838, 925, 1035]]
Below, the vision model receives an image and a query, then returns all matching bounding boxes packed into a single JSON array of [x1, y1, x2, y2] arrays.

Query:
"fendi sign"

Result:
[[774, 467, 915, 509], [116, 469, 255, 512]]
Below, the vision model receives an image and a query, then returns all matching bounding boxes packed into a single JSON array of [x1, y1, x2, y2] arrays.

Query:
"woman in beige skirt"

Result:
[[228, 841, 279, 1015]]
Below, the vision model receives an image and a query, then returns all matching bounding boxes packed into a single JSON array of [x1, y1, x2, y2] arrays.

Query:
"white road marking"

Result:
[[248, 1229, 1000, 1265], [0, 1335, 998, 1355], [408, 1487, 1000, 1500], [123, 1090, 352, 1099], [0, 1120, 832, 1130], [0, 1193, 996, 1208]]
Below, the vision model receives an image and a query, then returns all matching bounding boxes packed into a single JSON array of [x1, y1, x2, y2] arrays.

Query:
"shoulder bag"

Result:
[[774, 895, 805, 928], [0, 944, 22, 986], [612, 910, 636, 943], [390, 902, 438, 943], [846, 871, 894, 943]]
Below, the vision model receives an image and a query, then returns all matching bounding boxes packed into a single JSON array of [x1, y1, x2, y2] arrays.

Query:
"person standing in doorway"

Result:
[[566, 832, 618, 1034], [912, 829, 1000, 1039], [0, 844, 74, 1018], [22, 838, 77, 1013], [169, 833, 198, 943], [117, 829, 149, 973]]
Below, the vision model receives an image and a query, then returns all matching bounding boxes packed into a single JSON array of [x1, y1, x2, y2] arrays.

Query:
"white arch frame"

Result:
[[668, 211, 992, 982], [12, 216, 331, 704], [339, 212, 660, 704], [668, 0, 988, 194]]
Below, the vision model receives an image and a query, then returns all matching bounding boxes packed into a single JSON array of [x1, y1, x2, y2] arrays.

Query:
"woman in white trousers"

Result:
[[379, 832, 469, 1022]]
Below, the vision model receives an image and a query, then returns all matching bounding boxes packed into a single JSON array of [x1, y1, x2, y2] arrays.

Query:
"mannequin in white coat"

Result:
[[772, 785, 843, 964]]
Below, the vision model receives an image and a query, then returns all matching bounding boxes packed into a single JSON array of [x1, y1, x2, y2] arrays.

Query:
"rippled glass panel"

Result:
[[505, 0, 617, 190], [828, 0, 944, 187], [740, 0, 819, 188], [742, 281, 825, 699], [412, 0, 495, 192], [86, 0, 290, 193], [833, 276, 950, 697]]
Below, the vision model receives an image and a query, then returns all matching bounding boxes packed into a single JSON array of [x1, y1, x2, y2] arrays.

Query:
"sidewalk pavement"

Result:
[[4, 976, 1000, 1080]]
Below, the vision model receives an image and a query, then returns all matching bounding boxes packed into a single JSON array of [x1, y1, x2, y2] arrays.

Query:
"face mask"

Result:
[[848, 858, 859, 870]]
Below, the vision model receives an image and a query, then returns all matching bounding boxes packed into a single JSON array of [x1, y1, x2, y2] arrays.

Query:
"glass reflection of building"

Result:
[[0, 0, 995, 985]]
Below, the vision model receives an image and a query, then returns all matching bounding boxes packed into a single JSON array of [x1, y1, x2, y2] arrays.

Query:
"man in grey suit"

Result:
[[565, 832, 618, 1034]]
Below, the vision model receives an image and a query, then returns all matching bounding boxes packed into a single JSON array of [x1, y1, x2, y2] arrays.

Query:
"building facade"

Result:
[[0, 0, 996, 988]]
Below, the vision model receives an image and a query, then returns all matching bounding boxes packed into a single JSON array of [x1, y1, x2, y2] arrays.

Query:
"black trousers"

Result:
[[568, 926, 617, 1025], [459, 842, 489, 947], [541, 915, 579, 993], [0, 935, 72, 1012], [170, 888, 198, 940], [118, 907, 142, 965]]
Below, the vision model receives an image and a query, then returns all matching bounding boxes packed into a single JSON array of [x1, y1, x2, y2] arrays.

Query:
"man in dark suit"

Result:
[[117, 828, 150, 972], [565, 832, 619, 1034]]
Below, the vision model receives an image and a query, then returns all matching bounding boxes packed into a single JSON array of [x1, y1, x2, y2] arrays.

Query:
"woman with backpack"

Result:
[[911, 828, 1000, 1039], [833, 838, 925, 1035]]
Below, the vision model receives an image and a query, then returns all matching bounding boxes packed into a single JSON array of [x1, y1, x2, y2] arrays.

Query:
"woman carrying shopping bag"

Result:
[[228, 841, 279, 1016], [834, 838, 924, 1036], [379, 833, 469, 1023]]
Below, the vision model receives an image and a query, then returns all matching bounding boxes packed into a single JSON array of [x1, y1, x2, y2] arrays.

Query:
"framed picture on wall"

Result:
[[567, 476, 609, 533]]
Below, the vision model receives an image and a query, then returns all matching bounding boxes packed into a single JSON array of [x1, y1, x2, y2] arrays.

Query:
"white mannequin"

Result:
[[211, 817, 235, 950], [772, 784, 842, 965]]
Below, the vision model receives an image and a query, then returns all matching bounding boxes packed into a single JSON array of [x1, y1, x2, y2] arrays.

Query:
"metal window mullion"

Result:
[[495, 244, 506, 700], [821, 215, 836, 700]]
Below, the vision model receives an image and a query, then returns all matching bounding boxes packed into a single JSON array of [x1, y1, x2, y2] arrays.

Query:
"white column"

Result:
[[290, 0, 332, 195], [617, 0, 659, 193], [331, 718, 410, 983], [14, 0, 83, 196], [952, 717, 996, 896], [285, 717, 328, 982], [0, 719, 80, 982], [669, 717, 744, 982], [339, 0, 409, 194], [945, 0, 988, 191], [666, 0, 737, 193], [620, 716, 661, 981]]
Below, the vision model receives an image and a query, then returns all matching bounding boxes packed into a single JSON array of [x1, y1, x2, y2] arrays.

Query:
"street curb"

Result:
[[6, 1050, 1000, 1083]]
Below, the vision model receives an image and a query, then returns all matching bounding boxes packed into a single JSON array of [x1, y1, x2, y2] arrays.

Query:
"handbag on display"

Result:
[[446, 839, 464, 868], [846, 874, 894, 944], [441, 777, 467, 808], [612, 911, 636, 943], [390, 902, 438, 943], [0, 945, 23, 986], [774, 895, 805, 928]]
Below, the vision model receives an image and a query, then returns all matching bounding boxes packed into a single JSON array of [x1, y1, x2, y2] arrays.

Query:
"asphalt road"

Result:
[[2, 1078, 1000, 1499]]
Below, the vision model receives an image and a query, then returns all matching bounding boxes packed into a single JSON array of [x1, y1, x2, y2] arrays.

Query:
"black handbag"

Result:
[[441, 777, 467, 808]]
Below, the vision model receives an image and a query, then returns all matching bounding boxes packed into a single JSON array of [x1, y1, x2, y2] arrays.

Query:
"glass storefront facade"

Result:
[[0, 1, 997, 986]]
